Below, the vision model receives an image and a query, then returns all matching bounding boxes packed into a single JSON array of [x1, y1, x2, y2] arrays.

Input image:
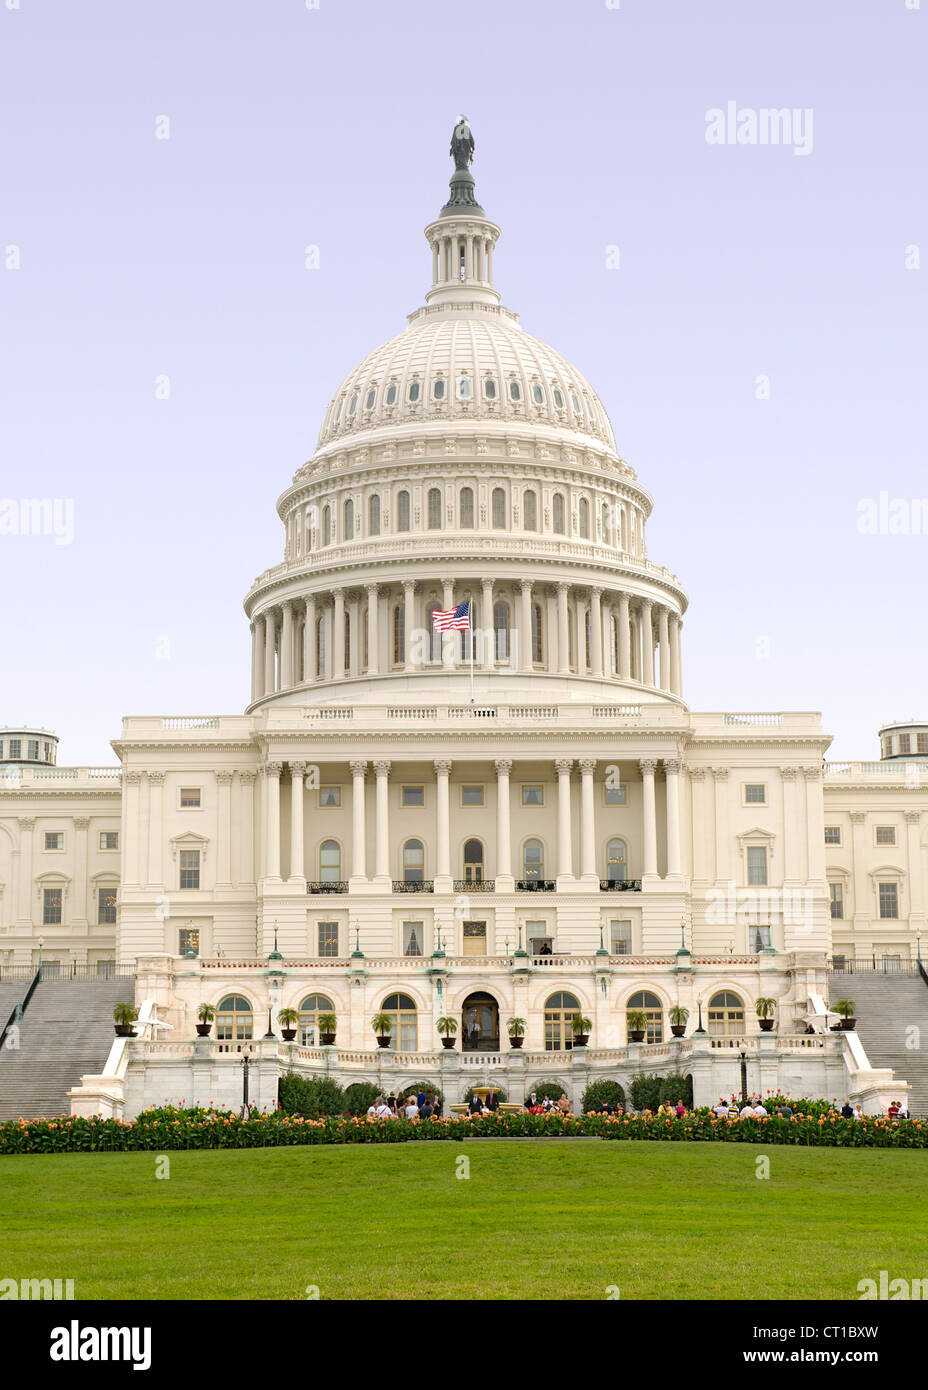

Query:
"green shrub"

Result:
[[659, 1073, 693, 1107], [629, 1073, 663, 1112], [462, 1085, 508, 1105], [278, 1073, 345, 1117], [343, 1082, 380, 1116], [581, 1080, 626, 1112]]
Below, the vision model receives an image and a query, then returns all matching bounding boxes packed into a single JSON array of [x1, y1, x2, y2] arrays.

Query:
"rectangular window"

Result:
[[824, 827, 841, 845], [27, 740, 39, 760], [97, 887, 117, 924], [460, 784, 484, 806], [875, 826, 895, 846], [317, 921, 339, 956], [746, 846, 767, 886], [178, 927, 199, 956], [180, 788, 201, 808], [319, 786, 341, 808], [44, 832, 64, 851], [750, 925, 771, 951], [401, 785, 424, 807], [462, 921, 487, 957], [43, 887, 62, 924], [878, 882, 898, 919], [829, 883, 844, 920], [521, 784, 544, 806], [610, 920, 631, 955], [179, 850, 200, 889], [744, 784, 766, 804], [832, 954, 847, 972], [100, 831, 119, 850], [8, 739, 21, 758], [918, 733, 928, 754], [403, 921, 424, 956], [603, 784, 627, 805]]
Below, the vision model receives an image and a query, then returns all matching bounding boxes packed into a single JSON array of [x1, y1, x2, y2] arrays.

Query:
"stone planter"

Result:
[[441, 1037, 456, 1049], [114, 1025, 137, 1038], [758, 1019, 775, 1032], [839, 1018, 857, 1031], [195, 1024, 212, 1037], [508, 1036, 524, 1048], [572, 1034, 590, 1048], [281, 1028, 297, 1041], [375, 1036, 392, 1048], [628, 1030, 645, 1043], [320, 1032, 336, 1046], [671, 1025, 686, 1037]]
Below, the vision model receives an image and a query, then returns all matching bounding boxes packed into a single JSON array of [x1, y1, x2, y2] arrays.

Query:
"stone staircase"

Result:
[[827, 969, 928, 1115], [0, 978, 134, 1121]]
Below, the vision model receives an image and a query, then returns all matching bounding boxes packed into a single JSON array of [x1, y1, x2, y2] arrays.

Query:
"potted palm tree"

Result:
[[113, 1002, 139, 1037], [755, 997, 776, 1032], [196, 1003, 216, 1037], [371, 1010, 394, 1048], [834, 999, 857, 1030], [627, 1008, 647, 1043], [669, 1004, 689, 1038], [507, 1017, 526, 1049], [277, 1007, 299, 1042], [317, 1011, 337, 1045], [571, 1013, 592, 1047], [437, 1016, 458, 1049]]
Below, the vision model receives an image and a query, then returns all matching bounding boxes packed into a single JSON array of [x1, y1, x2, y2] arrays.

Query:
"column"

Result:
[[349, 592, 362, 676], [804, 767, 825, 883], [688, 767, 708, 881], [481, 578, 493, 668], [15, 816, 35, 924], [374, 760, 391, 883], [366, 585, 379, 675], [905, 811, 922, 922], [670, 614, 682, 696], [658, 607, 670, 691], [519, 579, 533, 671], [495, 759, 512, 882], [250, 622, 260, 702], [579, 758, 597, 879], [263, 609, 277, 695], [590, 587, 604, 677], [303, 595, 316, 683], [217, 770, 233, 886], [639, 599, 654, 685], [121, 778, 139, 886], [442, 578, 455, 667], [435, 759, 452, 882], [147, 771, 164, 887], [574, 591, 587, 670], [72, 817, 90, 929], [403, 580, 415, 669], [322, 598, 333, 680], [713, 768, 729, 884], [281, 601, 294, 688], [238, 770, 256, 885], [332, 588, 345, 679], [640, 758, 658, 879], [618, 592, 631, 680], [664, 758, 682, 877], [264, 762, 282, 880], [350, 760, 367, 881], [555, 759, 573, 879], [782, 767, 801, 880], [289, 762, 306, 881], [431, 241, 439, 285], [557, 583, 570, 673]]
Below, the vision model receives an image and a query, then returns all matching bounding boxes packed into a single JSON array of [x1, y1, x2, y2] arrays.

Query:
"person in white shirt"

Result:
[[374, 1102, 394, 1118], [404, 1098, 419, 1119], [739, 1104, 755, 1119], [713, 1099, 730, 1118], [753, 1102, 767, 1117]]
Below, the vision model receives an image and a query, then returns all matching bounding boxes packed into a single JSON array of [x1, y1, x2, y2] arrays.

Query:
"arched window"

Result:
[[408, 380, 420, 403], [544, 991, 580, 1050], [553, 387, 564, 409], [627, 990, 663, 1044], [426, 602, 442, 662], [493, 601, 510, 661], [509, 380, 522, 401], [368, 493, 380, 536], [708, 991, 745, 1037], [491, 487, 506, 529], [532, 602, 543, 664], [319, 840, 341, 884], [579, 497, 590, 539], [522, 838, 544, 883], [348, 393, 358, 417], [433, 378, 445, 400], [606, 838, 628, 885], [392, 604, 405, 665], [532, 383, 545, 405], [403, 839, 424, 884], [344, 498, 354, 539], [322, 505, 331, 547], [217, 995, 253, 1042], [299, 993, 335, 1046], [397, 490, 410, 532], [463, 838, 484, 885], [385, 384, 397, 406], [484, 377, 497, 399], [459, 486, 475, 528], [381, 993, 417, 1051], [523, 490, 537, 531], [365, 388, 376, 410], [457, 377, 471, 400], [316, 614, 326, 678], [553, 493, 565, 534], [427, 488, 442, 530]]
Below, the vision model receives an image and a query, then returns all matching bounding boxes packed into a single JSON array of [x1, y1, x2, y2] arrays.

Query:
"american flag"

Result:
[[431, 600, 471, 632]]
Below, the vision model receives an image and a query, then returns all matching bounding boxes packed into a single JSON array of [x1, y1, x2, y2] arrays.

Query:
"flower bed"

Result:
[[1, 1106, 925, 1154]]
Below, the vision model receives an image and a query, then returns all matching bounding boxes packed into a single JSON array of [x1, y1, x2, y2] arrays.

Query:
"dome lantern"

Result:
[[424, 117, 501, 309]]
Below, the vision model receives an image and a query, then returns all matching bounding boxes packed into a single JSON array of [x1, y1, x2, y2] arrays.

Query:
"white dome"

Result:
[[316, 303, 617, 454]]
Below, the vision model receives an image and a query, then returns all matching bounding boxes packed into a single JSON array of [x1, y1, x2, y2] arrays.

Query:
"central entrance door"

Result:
[[461, 991, 500, 1051]]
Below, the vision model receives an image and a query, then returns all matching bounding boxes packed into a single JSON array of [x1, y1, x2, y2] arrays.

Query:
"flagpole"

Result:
[[469, 601, 475, 704]]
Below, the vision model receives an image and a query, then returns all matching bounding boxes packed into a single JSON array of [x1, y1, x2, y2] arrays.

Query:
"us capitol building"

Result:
[[1, 123, 923, 1116]]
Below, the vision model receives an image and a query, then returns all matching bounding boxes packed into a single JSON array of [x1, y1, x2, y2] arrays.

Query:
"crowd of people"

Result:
[[366, 1089, 441, 1119], [524, 1091, 572, 1115]]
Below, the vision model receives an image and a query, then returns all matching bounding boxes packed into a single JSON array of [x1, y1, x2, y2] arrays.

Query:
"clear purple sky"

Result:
[[1, 0, 925, 764]]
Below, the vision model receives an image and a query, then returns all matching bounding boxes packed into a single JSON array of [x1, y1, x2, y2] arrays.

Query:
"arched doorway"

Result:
[[461, 991, 500, 1051]]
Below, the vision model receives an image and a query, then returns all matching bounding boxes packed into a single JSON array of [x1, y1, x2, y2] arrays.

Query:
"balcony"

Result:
[[453, 878, 495, 892], [599, 878, 642, 892], [516, 879, 556, 892], [306, 881, 349, 895], [392, 880, 435, 894]]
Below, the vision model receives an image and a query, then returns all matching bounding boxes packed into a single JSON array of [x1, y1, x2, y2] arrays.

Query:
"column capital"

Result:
[[350, 759, 368, 776], [556, 581, 570, 595], [434, 759, 452, 775], [281, 597, 294, 612], [373, 759, 392, 775], [148, 770, 166, 785], [73, 817, 90, 830], [124, 772, 142, 787], [239, 769, 257, 784], [554, 758, 573, 775], [495, 758, 512, 775], [265, 761, 283, 778], [365, 582, 379, 596], [780, 766, 800, 780], [578, 758, 597, 774], [663, 758, 682, 775], [16, 815, 35, 829], [331, 585, 344, 599], [849, 810, 866, 823], [520, 577, 533, 593], [711, 767, 729, 782], [589, 584, 603, 599], [688, 766, 706, 781], [290, 761, 308, 778], [802, 766, 822, 781], [216, 770, 235, 786], [904, 809, 921, 824], [639, 757, 657, 776]]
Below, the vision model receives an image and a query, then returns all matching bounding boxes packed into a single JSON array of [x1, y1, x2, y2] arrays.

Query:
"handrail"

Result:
[[0, 967, 41, 1052], [918, 959, 928, 990]]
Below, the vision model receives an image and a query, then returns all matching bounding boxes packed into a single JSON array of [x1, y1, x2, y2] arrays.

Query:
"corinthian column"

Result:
[[520, 579, 533, 672], [263, 610, 277, 695], [658, 607, 670, 692], [590, 588, 604, 677], [670, 614, 682, 696], [664, 758, 682, 878], [639, 599, 654, 686], [366, 585, 379, 675], [640, 758, 658, 879], [303, 595, 316, 683], [281, 600, 294, 688], [555, 759, 573, 880], [373, 760, 391, 883], [618, 593, 631, 679], [481, 578, 494, 669], [495, 759, 512, 884], [557, 583, 570, 673], [350, 760, 367, 881], [579, 758, 597, 879], [332, 588, 345, 678], [289, 762, 306, 881], [435, 759, 452, 884], [264, 762, 282, 881]]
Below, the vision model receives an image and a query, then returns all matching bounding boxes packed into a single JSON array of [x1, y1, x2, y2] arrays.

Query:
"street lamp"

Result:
[[240, 1043, 252, 1118]]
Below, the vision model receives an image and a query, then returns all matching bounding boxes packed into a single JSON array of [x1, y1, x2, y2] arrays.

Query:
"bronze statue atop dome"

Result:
[[450, 115, 475, 170]]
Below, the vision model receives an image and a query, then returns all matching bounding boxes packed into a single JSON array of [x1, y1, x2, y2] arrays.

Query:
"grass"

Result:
[[1, 1141, 925, 1300]]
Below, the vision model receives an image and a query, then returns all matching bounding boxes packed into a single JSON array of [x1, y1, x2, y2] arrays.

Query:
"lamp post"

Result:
[[240, 1043, 252, 1119], [739, 1049, 748, 1105], [37, 936, 44, 981]]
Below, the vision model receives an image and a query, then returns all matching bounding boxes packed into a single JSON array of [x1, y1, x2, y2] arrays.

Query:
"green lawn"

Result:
[[2, 1141, 924, 1300]]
